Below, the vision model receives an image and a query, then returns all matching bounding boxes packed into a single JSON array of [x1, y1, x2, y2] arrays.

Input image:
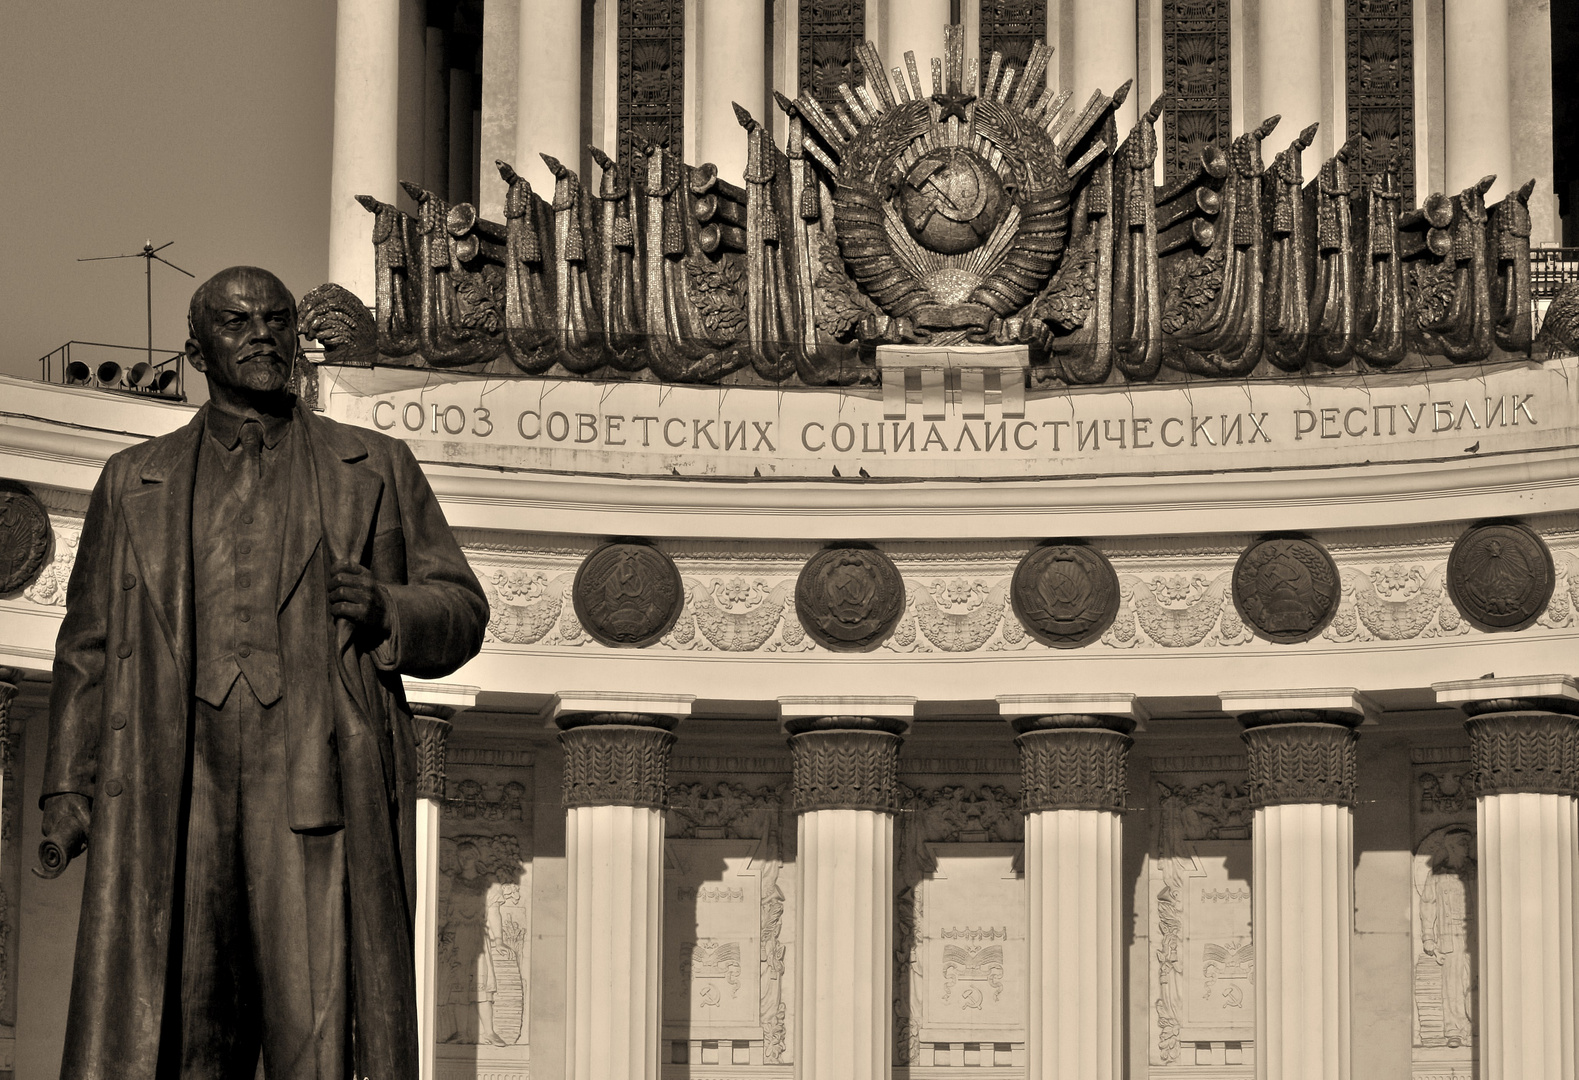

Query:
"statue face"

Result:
[[187, 269, 298, 401]]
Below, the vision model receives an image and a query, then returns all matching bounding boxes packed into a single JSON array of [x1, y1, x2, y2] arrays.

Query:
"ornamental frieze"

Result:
[[445, 521, 1579, 657]]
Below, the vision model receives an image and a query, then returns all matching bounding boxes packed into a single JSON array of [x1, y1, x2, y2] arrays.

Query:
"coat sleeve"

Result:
[[40, 460, 118, 804], [373, 437, 489, 679]]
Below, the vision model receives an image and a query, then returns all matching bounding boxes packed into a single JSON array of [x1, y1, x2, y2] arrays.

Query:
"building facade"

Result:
[[4, 3, 1577, 1080]]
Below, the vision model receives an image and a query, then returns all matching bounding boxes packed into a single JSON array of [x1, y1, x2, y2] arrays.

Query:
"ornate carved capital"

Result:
[[789, 726, 904, 813], [410, 703, 455, 801], [558, 714, 679, 810], [1466, 711, 1579, 798], [1240, 721, 1359, 808], [1016, 724, 1132, 813]]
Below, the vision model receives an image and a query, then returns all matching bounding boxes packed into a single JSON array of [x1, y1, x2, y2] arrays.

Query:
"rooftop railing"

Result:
[[35, 341, 186, 401]]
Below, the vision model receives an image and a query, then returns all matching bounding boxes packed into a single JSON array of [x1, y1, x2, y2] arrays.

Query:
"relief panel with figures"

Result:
[[893, 780, 1026, 1067], [435, 749, 534, 1080], [1410, 748, 1476, 1077], [1149, 762, 1255, 1070], [663, 779, 792, 1065]]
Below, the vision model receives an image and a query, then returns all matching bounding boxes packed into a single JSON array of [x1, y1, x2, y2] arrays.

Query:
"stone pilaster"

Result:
[[781, 696, 914, 1080], [0, 668, 17, 884], [1435, 676, 1579, 1080], [1000, 694, 1142, 1080], [1221, 689, 1368, 1080], [555, 692, 693, 1080]]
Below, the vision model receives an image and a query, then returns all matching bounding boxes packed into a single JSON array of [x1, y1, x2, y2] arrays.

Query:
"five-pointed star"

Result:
[[931, 90, 976, 123]]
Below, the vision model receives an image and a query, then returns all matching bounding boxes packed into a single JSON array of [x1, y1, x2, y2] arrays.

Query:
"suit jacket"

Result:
[[41, 403, 489, 1080]]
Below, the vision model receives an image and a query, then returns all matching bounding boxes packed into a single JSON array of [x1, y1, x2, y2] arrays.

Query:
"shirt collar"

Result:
[[203, 401, 293, 450]]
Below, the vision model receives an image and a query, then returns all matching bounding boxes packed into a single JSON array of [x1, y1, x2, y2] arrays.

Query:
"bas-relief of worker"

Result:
[[1414, 823, 1477, 1049], [37, 266, 489, 1079]]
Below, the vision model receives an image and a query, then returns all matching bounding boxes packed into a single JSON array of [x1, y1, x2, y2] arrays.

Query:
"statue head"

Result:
[[184, 266, 298, 412]]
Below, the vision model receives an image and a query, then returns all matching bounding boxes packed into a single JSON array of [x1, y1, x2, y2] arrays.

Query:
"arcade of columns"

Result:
[[295, 2, 1575, 1079], [392, 678, 1579, 1080], [325, 0, 1540, 310]]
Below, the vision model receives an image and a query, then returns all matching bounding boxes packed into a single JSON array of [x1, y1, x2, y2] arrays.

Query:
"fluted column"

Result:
[[516, 0, 582, 192], [411, 703, 453, 1080], [1257, 0, 1322, 139], [872, 0, 950, 95], [1443, 0, 1513, 198], [1069, 0, 1138, 132], [555, 692, 694, 1080], [694, 0, 765, 184], [424, 24, 450, 198], [328, 0, 400, 304], [998, 694, 1143, 1080], [1220, 689, 1369, 1080], [0, 669, 17, 884], [405, 679, 478, 1080], [781, 696, 914, 1080], [1435, 676, 1579, 1080]]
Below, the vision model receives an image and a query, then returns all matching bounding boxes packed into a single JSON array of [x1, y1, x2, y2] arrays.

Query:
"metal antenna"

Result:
[[78, 240, 196, 369]]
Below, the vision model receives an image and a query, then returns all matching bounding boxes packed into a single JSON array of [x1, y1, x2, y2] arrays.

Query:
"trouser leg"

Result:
[[240, 693, 349, 1080], [172, 697, 261, 1080]]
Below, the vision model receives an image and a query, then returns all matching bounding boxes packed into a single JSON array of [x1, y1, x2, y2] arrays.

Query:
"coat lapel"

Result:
[[121, 416, 202, 675], [300, 407, 384, 569]]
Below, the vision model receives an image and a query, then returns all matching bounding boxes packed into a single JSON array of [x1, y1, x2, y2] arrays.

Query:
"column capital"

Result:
[[1239, 722, 1359, 808], [1433, 674, 1579, 717], [1463, 711, 1579, 798], [788, 726, 906, 813], [998, 693, 1147, 734], [779, 695, 915, 726], [557, 709, 681, 811], [1015, 724, 1132, 813], [405, 679, 474, 802], [1218, 687, 1377, 726], [552, 690, 695, 727], [410, 708, 454, 801]]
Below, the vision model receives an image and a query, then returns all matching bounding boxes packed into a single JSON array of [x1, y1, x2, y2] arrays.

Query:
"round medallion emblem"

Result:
[[794, 545, 906, 651], [1446, 521, 1554, 632], [1010, 543, 1120, 648], [1232, 537, 1341, 644], [898, 148, 1007, 255], [0, 481, 51, 595], [572, 540, 684, 647]]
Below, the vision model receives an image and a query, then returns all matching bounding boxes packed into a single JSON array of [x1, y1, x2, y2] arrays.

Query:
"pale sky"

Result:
[[0, 1, 338, 386]]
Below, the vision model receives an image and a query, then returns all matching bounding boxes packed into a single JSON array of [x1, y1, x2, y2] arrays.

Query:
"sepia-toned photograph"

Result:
[[2, 1, 1578, 1078]]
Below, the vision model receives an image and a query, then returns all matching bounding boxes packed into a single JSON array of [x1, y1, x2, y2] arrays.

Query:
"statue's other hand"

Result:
[[328, 560, 392, 643], [37, 792, 91, 877]]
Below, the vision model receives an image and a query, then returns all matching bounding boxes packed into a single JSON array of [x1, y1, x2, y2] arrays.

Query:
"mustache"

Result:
[[239, 349, 289, 362]]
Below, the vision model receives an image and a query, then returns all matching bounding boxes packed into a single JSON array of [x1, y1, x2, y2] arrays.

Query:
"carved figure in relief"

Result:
[[438, 840, 512, 1046], [1413, 825, 1476, 1048]]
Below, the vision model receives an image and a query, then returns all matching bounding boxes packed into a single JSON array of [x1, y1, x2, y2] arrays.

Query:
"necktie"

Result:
[[239, 419, 264, 485]]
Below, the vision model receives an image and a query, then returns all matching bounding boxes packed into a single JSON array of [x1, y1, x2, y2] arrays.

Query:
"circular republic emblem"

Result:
[[572, 540, 684, 648], [898, 147, 1008, 256], [1232, 536, 1341, 644], [1010, 543, 1120, 648], [0, 481, 51, 595], [794, 545, 907, 651], [1447, 521, 1554, 632]]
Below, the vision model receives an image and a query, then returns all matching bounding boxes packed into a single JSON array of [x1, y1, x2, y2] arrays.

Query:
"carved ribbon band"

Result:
[[1015, 726, 1133, 813], [1241, 720, 1360, 808], [559, 715, 680, 810], [789, 727, 904, 813], [1466, 711, 1579, 798]]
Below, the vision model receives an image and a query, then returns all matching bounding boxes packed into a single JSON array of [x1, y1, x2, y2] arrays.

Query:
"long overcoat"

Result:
[[41, 404, 489, 1079]]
